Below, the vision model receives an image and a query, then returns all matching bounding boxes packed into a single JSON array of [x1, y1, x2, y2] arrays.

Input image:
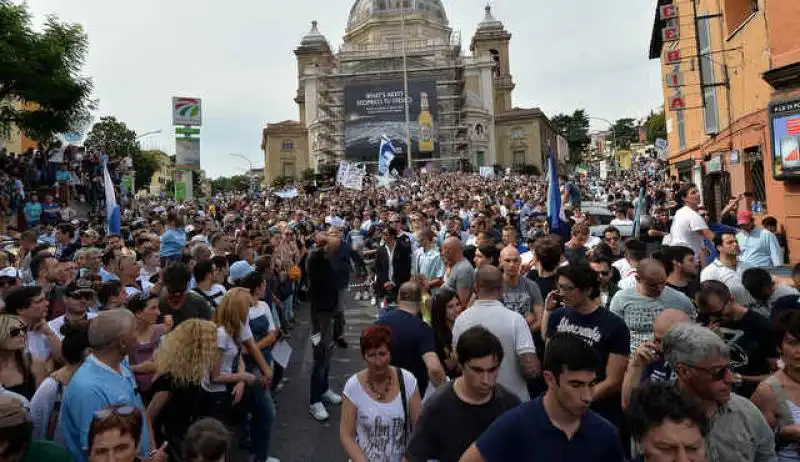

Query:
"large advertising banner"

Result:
[[175, 138, 201, 169], [344, 80, 438, 163]]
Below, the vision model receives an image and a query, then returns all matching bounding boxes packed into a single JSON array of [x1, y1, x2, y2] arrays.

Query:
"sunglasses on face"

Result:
[[93, 405, 137, 421], [0, 278, 17, 288], [691, 364, 732, 381], [9, 325, 28, 338], [596, 270, 611, 276]]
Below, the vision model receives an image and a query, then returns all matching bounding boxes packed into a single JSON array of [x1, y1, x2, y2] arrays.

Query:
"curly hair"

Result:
[[214, 287, 252, 342], [154, 319, 218, 387]]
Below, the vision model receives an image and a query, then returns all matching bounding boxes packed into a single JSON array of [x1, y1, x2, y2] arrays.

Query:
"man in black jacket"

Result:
[[374, 227, 412, 306], [307, 232, 344, 421]]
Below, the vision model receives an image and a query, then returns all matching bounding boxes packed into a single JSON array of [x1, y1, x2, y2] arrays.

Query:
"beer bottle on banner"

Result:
[[418, 92, 434, 153]]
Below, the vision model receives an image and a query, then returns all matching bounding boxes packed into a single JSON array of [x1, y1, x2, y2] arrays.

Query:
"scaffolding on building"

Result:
[[312, 30, 469, 171]]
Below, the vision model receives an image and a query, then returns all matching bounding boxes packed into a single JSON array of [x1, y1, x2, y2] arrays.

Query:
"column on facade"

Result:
[[302, 67, 321, 172], [476, 55, 497, 166]]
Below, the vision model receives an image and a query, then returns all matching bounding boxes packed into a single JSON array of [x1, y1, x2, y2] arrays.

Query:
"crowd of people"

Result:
[[0, 160, 797, 462]]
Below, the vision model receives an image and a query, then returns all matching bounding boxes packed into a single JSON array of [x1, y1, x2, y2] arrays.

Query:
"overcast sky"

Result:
[[22, 0, 663, 178]]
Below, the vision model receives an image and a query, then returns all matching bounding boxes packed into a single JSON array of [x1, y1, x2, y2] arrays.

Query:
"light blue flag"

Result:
[[102, 160, 121, 234], [378, 135, 396, 176]]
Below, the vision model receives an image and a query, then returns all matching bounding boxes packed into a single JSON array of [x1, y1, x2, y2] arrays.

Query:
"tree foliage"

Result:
[[646, 109, 667, 144], [211, 175, 250, 194], [551, 109, 590, 165], [0, 3, 95, 143], [271, 175, 294, 189], [132, 150, 163, 192], [84, 116, 140, 158], [612, 117, 638, 150]]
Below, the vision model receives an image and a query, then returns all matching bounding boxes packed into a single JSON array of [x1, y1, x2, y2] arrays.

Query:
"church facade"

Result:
[[262, 0, 558, 182]]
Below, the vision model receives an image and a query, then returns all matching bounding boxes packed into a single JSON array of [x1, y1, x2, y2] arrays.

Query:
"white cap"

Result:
[[0, 267, 20, 279]]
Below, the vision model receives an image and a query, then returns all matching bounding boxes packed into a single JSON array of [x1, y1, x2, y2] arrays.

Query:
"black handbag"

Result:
[[396, 367, 412, 441]]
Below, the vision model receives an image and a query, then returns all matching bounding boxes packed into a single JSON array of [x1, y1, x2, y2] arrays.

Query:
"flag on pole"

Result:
[[103, 159, 121, 234], [546, 148, 570, 241], [632, 184, 646, 239], [378, 135, 396, 176]]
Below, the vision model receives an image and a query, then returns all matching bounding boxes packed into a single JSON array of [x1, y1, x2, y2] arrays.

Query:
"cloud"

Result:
[[22, 0, 662, 177]]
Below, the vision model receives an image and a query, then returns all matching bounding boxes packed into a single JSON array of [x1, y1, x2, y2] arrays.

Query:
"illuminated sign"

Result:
[[665, 49, 681, 64], [668, 94, 687, 111], [662, 24, 680, 42], [660, 4, 678, 20]]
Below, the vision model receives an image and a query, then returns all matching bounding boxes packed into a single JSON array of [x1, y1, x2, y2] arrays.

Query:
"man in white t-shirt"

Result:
[[452, 266, 540, 402], [701, 231, 757, 309], [669, 183, 713, 260]]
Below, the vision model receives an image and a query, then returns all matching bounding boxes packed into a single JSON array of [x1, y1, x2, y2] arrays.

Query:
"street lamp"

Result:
[[588, 117, 617, 169], [135, 130, 162, 140], [230, 153, 256, 193]]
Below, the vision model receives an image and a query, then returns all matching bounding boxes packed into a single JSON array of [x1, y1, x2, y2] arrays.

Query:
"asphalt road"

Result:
[[269, 294, 378, 462]]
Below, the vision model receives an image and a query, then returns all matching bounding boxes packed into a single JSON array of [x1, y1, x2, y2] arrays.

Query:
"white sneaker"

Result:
[[309, 402, 329, 421], [267, 458, 280, 462], [322, 389, 343, 405], [362, 291, 370, 300], [370, 296, 377, 306], [354, 291, 361, 301]]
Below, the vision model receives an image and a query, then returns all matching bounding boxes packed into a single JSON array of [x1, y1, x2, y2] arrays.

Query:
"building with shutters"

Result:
[[649, 0, 800, 262]]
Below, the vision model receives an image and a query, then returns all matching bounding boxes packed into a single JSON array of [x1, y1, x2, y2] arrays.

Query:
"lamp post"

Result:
[[400, 1, 412, 171], [230, 153, 256, 193], [135, 129, 162, 140], [588, 117, 617, 169]]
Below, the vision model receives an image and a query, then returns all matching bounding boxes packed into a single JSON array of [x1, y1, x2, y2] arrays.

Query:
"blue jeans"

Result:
[[310, 348, 331, 405], [283, 293, 294, 323], [246, 380, 275, 462], [310, 310, 334, 405]]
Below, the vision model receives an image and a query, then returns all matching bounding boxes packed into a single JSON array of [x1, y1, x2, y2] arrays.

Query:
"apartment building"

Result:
[[649, 0, 800, 261]]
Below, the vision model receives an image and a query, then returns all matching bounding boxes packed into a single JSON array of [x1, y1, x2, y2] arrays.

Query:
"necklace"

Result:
[[367, 372, 392, 400]]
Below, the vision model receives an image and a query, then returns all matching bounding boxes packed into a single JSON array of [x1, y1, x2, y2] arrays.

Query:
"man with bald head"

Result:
[[621, 308, 691, 409], [452, 266, 540, 402], [609, 258, 695, 352], [58, 309, 152, 460], [500, 247, 543, 326], [441, 236, 474, 310]]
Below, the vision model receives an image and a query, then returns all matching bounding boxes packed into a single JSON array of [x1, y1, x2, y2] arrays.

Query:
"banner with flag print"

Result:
[[102, 159, 121, 234], [378, 135, 396, 176], [546, 149, 570, 241]]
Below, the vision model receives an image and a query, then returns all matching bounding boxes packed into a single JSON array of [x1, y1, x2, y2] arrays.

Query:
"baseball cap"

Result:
[[65, 278, 96, 298], [228, 261, 256, 285], [0, 267, 20, 279], [737, 210, 753, 225]]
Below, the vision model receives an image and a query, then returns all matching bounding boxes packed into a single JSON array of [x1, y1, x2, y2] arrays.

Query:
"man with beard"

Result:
[[661, 245, 699, 300]]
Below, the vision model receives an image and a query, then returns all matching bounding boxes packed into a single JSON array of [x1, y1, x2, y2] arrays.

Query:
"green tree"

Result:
[[132, 149, 162, 192], [612, 117, 638, 149], [646, 109, 667, 144], [551, 110, 590, 165], [84, 116, 139, 158], [211, 175, 250, 194], [301, 168, 315, 182], [0, 3, 95, 143]]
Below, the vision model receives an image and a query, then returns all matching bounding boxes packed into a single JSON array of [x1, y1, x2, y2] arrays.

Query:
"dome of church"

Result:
[[347, 0, 449, 30]]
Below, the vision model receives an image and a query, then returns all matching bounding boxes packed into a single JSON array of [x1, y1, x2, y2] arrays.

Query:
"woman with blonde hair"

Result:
[[0, 314, 44, 400], [147, 319, 219, 461], [205, 286, 274, 462]]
